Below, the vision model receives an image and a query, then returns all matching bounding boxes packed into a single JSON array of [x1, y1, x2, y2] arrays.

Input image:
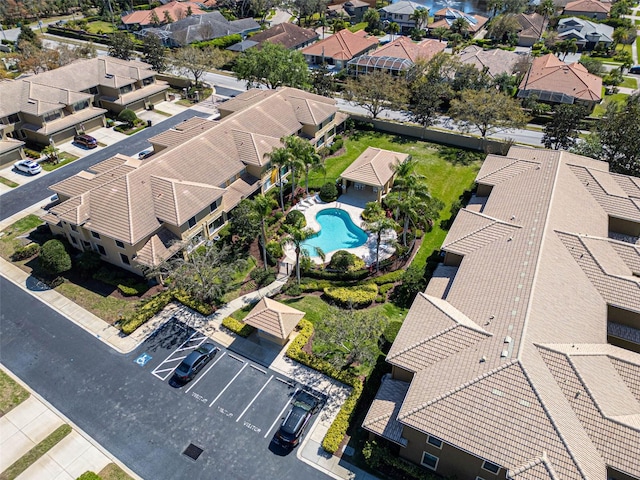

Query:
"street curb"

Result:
[[0, 364, 143, 480]]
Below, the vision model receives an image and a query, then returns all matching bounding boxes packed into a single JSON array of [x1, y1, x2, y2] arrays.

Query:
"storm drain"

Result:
[[183, 443, 204, 461]]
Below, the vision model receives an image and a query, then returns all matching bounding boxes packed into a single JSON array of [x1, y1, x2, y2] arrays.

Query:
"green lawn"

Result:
[[0, 215, 43, 260], [620, 76, 638, 89], [85, 20, 118, 34], [0, 176, 18, 188], [98, 463, 135, 480], [55, 282, 140, 324], [0, 370, 29, 417], [41, 152, 79, 172], [348, 22, 367, 32], [592, 93, 629, 118]]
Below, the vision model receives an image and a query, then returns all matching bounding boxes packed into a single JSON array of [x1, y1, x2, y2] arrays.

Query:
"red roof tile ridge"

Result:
[[399, 360, 518, 419]]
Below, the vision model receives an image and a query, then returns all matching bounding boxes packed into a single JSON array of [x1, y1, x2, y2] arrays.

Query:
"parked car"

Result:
[[630, 65, 640, 74], [275, 391, 320, 447], [138, 148, 154, 160], [170, 343, 218, 385], [14, 159, 42, 175], [74, 134, 98, 148]]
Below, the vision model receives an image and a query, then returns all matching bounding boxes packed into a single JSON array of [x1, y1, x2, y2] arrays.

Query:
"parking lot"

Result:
[[135, 319, 326, 453]]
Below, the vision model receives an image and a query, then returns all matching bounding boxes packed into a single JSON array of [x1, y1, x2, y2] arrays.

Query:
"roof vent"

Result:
[[500, 350, 509, 358], [480, 356, 486, 363], [105, 74, 114, 79], [504, 336, 512, 344]]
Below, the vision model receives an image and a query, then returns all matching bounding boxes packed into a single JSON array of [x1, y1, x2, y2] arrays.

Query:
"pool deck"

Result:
[[283, 194, 397, 267]]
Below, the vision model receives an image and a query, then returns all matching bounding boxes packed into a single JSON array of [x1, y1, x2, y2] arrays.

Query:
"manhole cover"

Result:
[[183, 443, 204, 461]]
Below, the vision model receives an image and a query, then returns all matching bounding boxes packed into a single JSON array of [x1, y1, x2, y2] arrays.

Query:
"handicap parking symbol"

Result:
[[135, 353, 152, 366]]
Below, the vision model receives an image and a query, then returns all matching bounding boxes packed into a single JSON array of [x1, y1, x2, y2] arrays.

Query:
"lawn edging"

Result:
[[286, 319, 363, 454]]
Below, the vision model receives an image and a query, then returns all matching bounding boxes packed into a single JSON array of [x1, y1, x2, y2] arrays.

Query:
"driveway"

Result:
[[0, 277, 331, 480]]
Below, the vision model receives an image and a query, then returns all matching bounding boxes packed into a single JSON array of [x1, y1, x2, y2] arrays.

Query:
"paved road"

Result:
[[0, 109, 210, 222], [0, 277, 330, 480]]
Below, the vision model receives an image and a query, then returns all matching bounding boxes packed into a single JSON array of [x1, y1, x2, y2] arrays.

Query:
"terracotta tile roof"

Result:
[[121, 1, 205, 26], [231, 130, 281, 166], [242, 297, 305, 339], [370, 146, 640, 479], [301, 29, 378, 61], [370, 37, 445, 63], [150, 177, 225, 225], [222, 173, 260, 211], [564, 0, 611, 13], [515, 12, 548, 40], [134, 227, 182, 267], [362, 375, 410, 446], [519, 54, 602, 102], [456, 45, 525, 78], [249, 23, 318, 50], [340, 147, 408, 187]]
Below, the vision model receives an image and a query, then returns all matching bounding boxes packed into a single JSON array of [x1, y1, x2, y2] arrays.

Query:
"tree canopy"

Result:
[[542, 104, 588, 150], [233, 42, 310, 89], [344, 70, 408, 119], [142, 33, 167, 72], [108, 32, 135, 61]]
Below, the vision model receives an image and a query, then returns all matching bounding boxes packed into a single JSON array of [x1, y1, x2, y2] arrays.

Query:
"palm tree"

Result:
[[450, 17, 469, 37], [283, 224, 316, 285], [263, 146, 291, 211], [361, 202, 397, 272], [412, 7, 429, 31], [253, 194, 273, 271], [388, 22, 400, 41], [432, 26, 449, 42], [282, 136, 307, 200], [612, 27, 631, 47], [536, 0, 555, 23], [487, 0, 504, 17]]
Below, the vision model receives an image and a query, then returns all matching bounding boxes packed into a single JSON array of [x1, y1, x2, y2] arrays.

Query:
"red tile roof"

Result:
[[301, 29, 378, 61]]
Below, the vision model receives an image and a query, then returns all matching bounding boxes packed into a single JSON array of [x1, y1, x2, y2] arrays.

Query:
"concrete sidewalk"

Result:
[[0, 368, 140, 480]]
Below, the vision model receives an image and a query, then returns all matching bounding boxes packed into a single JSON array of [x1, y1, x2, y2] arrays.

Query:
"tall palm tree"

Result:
[[390, 157, 426, 218], [283, 224, 316, 285], [388, 22, 400, 40], [450, 17, 469, 37], [412, 7, 429, 31], [253, 194, 273, 271], [263, 146, 291, 211], [432, 26, 449, 42], [282, 136, 306, 200], [361, 202, 397, 272]]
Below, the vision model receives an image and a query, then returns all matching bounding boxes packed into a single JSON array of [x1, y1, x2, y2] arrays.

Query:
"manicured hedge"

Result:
[[323, 283, 378, 308], [77, 472, 102, 480], [286, 319, 363, 454], [371, 270, 404, 285], [221, 317, 255, 337], [11, 243, 40, 261], [172, 290, 214, 315]]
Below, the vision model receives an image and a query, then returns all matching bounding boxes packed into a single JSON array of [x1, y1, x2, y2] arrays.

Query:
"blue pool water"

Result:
[[302, 208, 368, 257]]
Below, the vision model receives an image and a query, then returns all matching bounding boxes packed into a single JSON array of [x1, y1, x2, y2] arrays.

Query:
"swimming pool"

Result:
[[301, 208, 368, 257]]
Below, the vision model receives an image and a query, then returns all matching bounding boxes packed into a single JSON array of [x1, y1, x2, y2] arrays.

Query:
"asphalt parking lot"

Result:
[[134, 319, 326, 458]]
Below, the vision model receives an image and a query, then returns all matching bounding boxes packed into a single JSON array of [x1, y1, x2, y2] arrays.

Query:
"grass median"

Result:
[[0, 370, 30, 416]]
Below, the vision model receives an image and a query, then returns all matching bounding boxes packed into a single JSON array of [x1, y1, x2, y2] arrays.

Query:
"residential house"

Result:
[[0, 57, 168, 151], [121, 1, 205, 30], [137, 11, 260, 47], [363, 145, 640, 480], [557, 17, 614, 50], [456, 45, 527, 78], [563, 0, 611, 19], [343, 0, 370, 22], [378, 0, 428, 34], [518, 53, 602, 110], [248, 23, 319, 50], [429, 8, 488, 36], [513, 12, 548, 47], [42, 88, 346, 274], [0, 125, 26, 166], [348, 37, 445, 76], [301, 29, 378, 69]]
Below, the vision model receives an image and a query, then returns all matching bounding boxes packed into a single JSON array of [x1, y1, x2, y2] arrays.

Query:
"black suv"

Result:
[[276, 391, 320, 447], [170, 343, 218, 385], [74, 134, 98, 148]]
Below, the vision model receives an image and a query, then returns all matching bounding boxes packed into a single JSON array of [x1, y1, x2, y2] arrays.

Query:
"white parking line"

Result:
[[275, 377, 294, 387], [209, 362, 247, 407], [249, 364, 267, 374], [228, 353, 244, 362], [151, 331, 204, 381], [264, 388, 298, 438], [185, 351, 226, 394], [236, 375, 273, 423]]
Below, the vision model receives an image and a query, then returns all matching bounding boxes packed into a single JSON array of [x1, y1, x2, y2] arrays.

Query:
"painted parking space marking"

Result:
[[151, 331, 205, 381], [228, 353, 244, 362], [236, 375, 273, 423], [135, 353, 152, 366], [249, 364, 267, 374], [185, 350, 226, 394], [209, 362, 248, 408], [264, 388, 298, 438], [275, 377, 294, 387]]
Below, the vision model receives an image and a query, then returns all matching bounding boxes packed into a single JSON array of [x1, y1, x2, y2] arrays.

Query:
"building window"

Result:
[[82, 240, 90, 249], [482, 461, 501, 475], [43, 110, 62, 122], [87, 86, 99, 95], [7, 113, 20, 123], [115, 240, 125, 249], [91, 231, 100, 239], [188, 216, 197, 229], [421, 452, 439, 471], [427, 436, 442, 449], [142, 77, 154, 86], [73, 100, 89, 111], [120, 84, 133, 94], [120, 253, 130, 265], [70, 224, 77, 232], [210, 199, 220, 212], [208, 216, 225, 234], [96, 244, 106, 256], [69, 235, 77, 245]]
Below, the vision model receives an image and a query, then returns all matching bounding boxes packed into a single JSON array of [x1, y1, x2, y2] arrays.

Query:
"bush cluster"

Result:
[[250, 267, 275, 287], [24, 148, 41, 159], [328, 135, 343, 155], [328, 250, 364, 272], [221, 317, 255, 337], [11, 243, 40, 261], [120, 290, 173, 334], [93, 266, 148, 296], [172, 290, 214, 315], [363, 440, 439, 480], [285, 209, 306, 228], [266, 240, 283, 261], [323, 283, 378, 308], [192, 34, 242, 49], [77, 472, 102, 480], [39, 239, 72, 275], [285, 319, 363, 453], [304, 267, 369, 281], [319, 182, 339, 202]]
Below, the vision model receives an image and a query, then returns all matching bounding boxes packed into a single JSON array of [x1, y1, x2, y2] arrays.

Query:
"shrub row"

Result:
[[285, 319, 362, 454], [303, 267, 369, 281], [172, 290, 214, 315], [371, 270, 404, 285], [77, 472, 101, 480], [221, 317, 255, 337], [24, 148, 41, 159], [192, 33, 242, 49], [11, 243, 40, 261], [323, 283, 378, 308], [363, 440, 439, 480]]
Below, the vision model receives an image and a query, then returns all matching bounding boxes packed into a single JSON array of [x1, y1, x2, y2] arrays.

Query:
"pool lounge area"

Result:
[[283, 193, 397, 267]]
